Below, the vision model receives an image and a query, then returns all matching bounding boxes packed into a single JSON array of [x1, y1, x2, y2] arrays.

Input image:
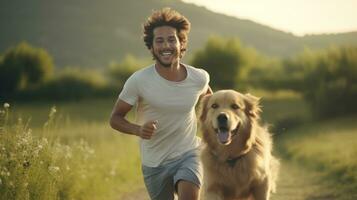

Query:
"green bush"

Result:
[[305, 46, 357, 118], [245, 57, 286, 91], [190, 36, 252, 90], [107, 54, 148, 89], [282, 46, 357, 118], [0, 42, 54, 98], [43, 68, 109, 100], [16, 68, 113, 101]]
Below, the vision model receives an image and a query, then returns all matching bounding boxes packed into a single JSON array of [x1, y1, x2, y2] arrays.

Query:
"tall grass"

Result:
[[0, 103, 143, 200], [277, 116, 357, 198]]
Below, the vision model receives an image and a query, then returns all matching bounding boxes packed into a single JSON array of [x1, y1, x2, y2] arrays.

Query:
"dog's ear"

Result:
[[244, 93, 261, 118], [199, 94, 211, 122]]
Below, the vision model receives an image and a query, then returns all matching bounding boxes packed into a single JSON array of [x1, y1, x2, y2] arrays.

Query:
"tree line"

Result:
[[1, 38, 356, 119]]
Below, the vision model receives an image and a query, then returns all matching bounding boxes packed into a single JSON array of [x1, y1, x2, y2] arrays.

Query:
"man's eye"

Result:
[[211, 103, 219, 109]]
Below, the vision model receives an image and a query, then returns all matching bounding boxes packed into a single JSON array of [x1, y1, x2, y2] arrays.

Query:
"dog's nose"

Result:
[[217, 113, 229, 125]]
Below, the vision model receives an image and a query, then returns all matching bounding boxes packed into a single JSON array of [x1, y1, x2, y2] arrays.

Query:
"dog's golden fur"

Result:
[[199, 90, 279, 200]]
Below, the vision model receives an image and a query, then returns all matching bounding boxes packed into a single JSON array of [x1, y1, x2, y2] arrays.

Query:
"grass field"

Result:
[[277, 115, 357, 199], [1, 95, 356, 199], [0, 98, 144, 200]]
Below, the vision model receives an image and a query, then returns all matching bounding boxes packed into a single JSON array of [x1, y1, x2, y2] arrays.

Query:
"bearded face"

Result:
[[151, 26, 181, 68]]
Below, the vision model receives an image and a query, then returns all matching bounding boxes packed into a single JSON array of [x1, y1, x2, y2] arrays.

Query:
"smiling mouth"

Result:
[[160, 51, 173, 56], [215, 122, 240, 145]]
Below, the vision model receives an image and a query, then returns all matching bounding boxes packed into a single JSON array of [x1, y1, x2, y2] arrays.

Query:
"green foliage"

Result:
[[0, 103, 143, 200], [0, 105, 95, 199], [190, 36, 251, 89], [23, 67, 110, 101], [0, 42, 54, 98], [306, 47, 357, 118], [254, 46, 357, 119], [107, 54, 148, 88], [246, 57, 287, 91], [284, 46, 357, 118]]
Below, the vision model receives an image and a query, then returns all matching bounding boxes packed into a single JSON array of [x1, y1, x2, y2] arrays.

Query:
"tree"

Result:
[[281, 46, 357, 118], [0, 42, 54, 97], [303, 46, 357, 118], [190, 36, 249, 90], [107, 54, 148, 88]]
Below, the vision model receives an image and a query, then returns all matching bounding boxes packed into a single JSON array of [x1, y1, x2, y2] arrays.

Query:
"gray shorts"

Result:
[[141, 148, 203, 200]]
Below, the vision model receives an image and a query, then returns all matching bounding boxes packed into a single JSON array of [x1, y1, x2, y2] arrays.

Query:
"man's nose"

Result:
[[163, 41, 170, 48]]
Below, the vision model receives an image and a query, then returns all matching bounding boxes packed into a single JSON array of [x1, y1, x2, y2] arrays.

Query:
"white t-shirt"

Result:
[[119, 64, 210, 167]]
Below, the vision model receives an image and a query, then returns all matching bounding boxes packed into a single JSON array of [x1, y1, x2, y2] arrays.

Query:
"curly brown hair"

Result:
[[143, 8, 191, 57]]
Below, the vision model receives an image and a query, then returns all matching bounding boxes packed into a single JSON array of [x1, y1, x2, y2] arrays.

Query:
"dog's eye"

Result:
[[211, 103, 219, 109], [231, 104, 240, 110]]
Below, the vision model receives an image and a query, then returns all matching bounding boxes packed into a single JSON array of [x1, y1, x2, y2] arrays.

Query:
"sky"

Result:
[[182, 0, 357, 36]]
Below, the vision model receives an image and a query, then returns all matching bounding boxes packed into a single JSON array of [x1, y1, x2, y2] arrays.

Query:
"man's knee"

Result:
[[177, 180, 200, 200]]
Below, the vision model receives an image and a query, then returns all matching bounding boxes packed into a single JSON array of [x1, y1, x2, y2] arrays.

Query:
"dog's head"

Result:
[[200, 90, 261, 146]]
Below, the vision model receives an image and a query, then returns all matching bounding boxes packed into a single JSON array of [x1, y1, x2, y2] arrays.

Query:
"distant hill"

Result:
[[1, 0, 356, 67]]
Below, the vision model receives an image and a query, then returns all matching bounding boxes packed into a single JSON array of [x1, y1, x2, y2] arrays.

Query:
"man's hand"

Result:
[[139, 120, 158, 139]]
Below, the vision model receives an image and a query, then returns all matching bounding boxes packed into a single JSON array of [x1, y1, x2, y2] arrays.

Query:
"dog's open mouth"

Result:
[[215, 122, 240, 145]]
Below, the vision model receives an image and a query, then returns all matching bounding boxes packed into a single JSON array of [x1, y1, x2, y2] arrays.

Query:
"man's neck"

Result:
[[155, 61, 187, 82]]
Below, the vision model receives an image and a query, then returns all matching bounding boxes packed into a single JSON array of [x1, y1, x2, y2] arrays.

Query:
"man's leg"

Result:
[[174, 149, 202, 200], [177, 180, 200, 200], [142, 165, 175, 200]]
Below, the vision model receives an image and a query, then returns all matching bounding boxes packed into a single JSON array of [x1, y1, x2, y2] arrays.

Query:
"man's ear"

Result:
[[199, 94, 211, 122], [244, 93, 261, 118]]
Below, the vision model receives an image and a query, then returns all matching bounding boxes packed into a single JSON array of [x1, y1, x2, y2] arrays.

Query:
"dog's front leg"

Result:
[[201, 185, 223, 200], [251, 178, 270, 200], [202, 191, 222, 200]]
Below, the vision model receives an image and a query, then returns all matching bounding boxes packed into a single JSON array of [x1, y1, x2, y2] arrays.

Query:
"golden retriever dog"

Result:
[[199, 90, 279, 200]]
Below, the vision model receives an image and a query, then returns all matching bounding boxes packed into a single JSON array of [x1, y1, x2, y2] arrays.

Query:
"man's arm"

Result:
[[199, 86, 213, 99], [109, 99, 157, 139]]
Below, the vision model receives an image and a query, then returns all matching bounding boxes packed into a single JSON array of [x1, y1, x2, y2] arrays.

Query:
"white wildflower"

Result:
[[33, 150, 39, 158], [22, 138, 28, 144], [49, 106, 57, 118], [48, 166, 60, 174], [65, 151, 72, 159], [3, 103, 10, 108], [42, 138, 48, 145], [51, 107, 56, 113]]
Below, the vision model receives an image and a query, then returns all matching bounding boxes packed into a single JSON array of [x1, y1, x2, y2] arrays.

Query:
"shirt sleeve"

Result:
[[199, 68, 210, 94], [118, 72, 139, 105]]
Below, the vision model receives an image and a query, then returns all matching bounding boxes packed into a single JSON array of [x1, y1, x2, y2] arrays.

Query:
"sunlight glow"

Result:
[[182, 0, 357, 36]]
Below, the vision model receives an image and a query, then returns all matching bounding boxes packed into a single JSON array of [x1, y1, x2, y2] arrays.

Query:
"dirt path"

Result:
[[271, 160, 336, 200], [119, 159, 336, 200]]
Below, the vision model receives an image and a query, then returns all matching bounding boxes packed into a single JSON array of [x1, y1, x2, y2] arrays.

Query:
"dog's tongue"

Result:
[[218, 129, 229, 144]]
